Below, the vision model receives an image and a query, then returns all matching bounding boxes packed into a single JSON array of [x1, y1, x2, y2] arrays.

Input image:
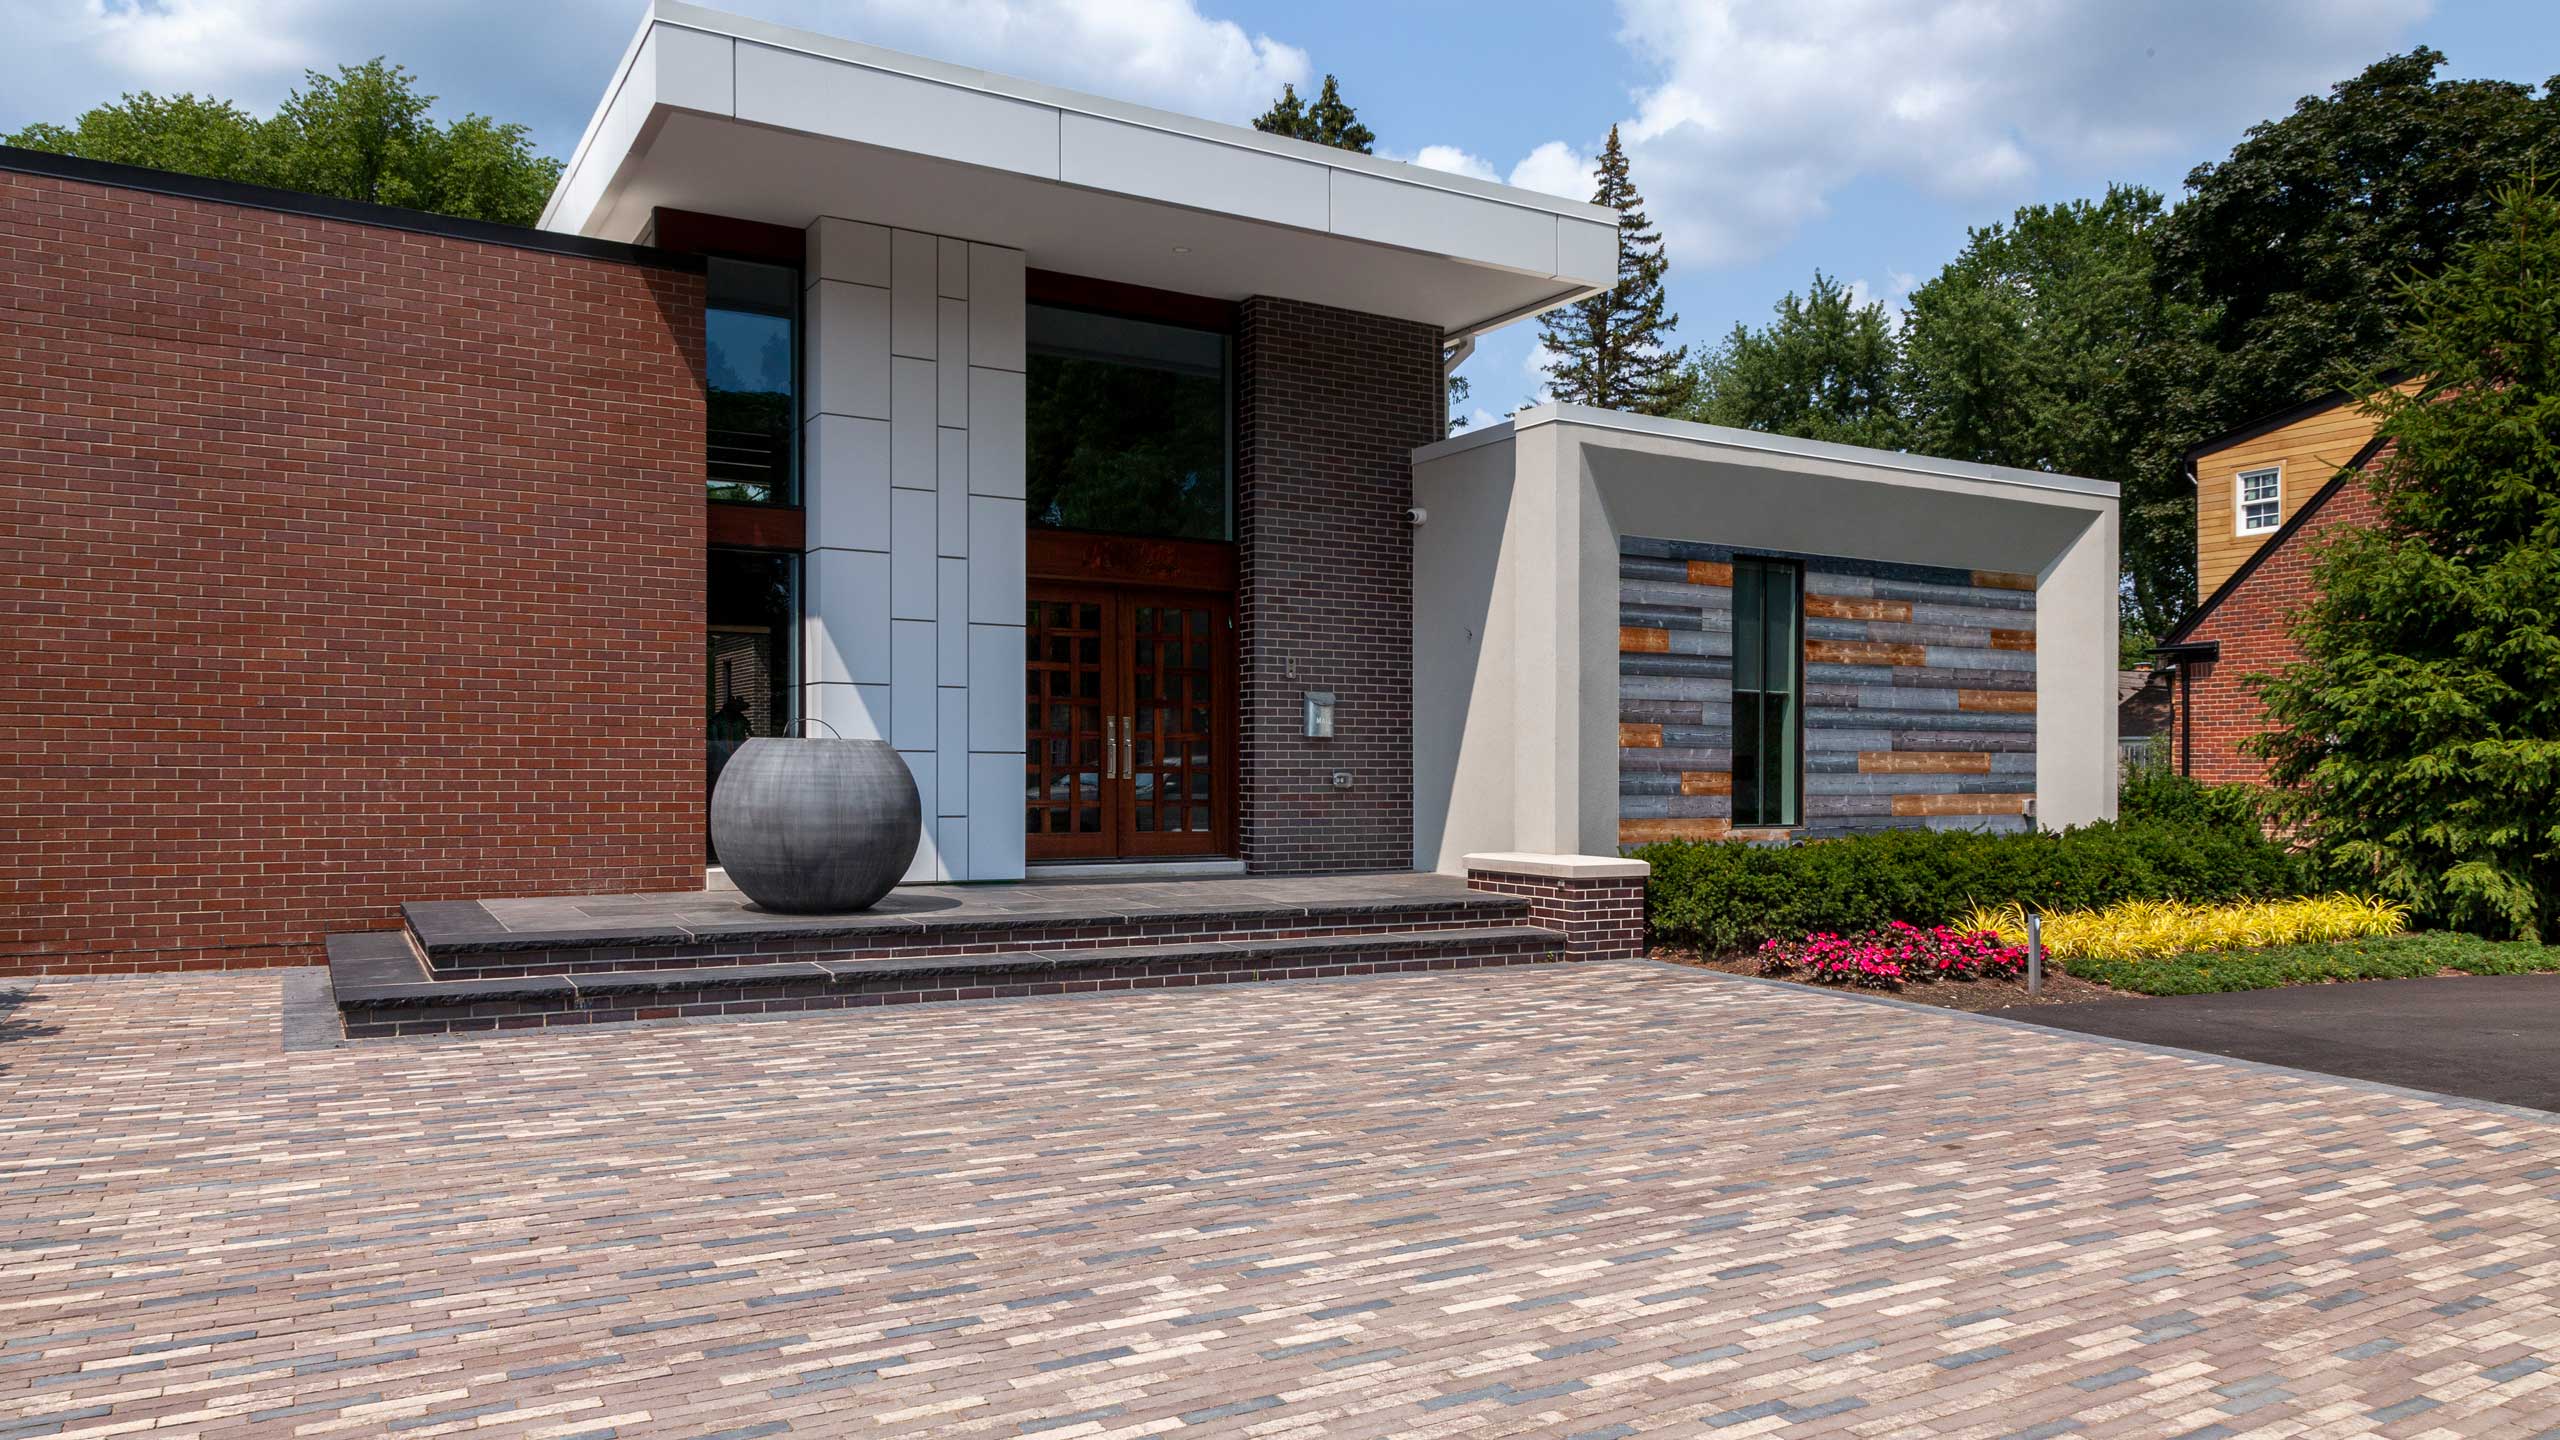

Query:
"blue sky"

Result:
[[8, 0, 2556, 427]]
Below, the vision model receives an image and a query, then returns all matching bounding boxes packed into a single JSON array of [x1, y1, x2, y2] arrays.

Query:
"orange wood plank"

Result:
[[1958, 689, 2037, 713], [1804, 594, 1913, 623], [1620, 817, 1732, 843], [1806, 639, 1928, 668], [1891, 793, 2030, 817], [1990, 628, 2036, 652], [1620, 626, 1670, 653], [1858, 751, 1992, 775], [1677, 771, 1733, 796], [1971, 570, 2036, 592], [1684, 560, 1734, 587], [1619, 722, 1664, 748]]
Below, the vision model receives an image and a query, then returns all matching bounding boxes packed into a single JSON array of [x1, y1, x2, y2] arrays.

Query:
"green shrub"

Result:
[[2060, 932, 2560, 995], [1636, 821, 2304, 955], [2116, 765, 2267, 835]]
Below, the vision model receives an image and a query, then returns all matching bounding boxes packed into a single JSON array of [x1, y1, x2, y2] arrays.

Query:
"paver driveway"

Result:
[[4, 963, 2558, 1439]]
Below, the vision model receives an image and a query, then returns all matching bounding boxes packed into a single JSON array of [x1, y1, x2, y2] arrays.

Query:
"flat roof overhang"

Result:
[[543, 1, 1619, 338], [1419, 404, 2120, 572]]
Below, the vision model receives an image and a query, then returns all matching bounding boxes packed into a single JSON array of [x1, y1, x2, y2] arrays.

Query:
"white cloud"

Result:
[[769, 0, 1306, 123], [1522, 340, 1560, 403], [1842, 277, 1905, 333], [1600, 0, 2427, 266], [0, 0, 1307, 152], [1408, 144, 1499, 183], [1505, 140, 1597, 201]]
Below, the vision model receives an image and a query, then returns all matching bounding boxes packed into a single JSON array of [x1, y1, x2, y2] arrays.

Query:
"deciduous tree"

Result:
[[1681, 271, 1901, 448], [1902, 185, 2200, 637], [7, 60, 561, 226]]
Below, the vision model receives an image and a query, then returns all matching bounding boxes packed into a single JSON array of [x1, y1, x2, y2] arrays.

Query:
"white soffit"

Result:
[[543, 0, 1618, 337]]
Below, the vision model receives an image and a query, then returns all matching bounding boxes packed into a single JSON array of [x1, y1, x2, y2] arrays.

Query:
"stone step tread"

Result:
[[332, 924, 1569, 1011], [403, 880, 1527, 955]]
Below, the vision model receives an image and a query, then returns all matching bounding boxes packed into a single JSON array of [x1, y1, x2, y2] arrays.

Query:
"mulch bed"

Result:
[[1650, 948, 2131, 1011]]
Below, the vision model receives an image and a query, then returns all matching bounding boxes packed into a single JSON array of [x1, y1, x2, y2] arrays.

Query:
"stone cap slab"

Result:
[[1463, 852, 1650, 881]]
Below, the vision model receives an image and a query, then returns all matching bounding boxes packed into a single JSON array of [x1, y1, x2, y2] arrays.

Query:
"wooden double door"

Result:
[[1025, 577, 1236, 861]]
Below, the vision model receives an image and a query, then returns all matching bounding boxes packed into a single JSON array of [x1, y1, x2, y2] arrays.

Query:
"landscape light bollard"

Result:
[[2027, 912, 2043, 997]]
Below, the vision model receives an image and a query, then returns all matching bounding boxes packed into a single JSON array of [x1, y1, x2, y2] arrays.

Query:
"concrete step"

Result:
[[327, 923, 1570, 1039], [402, 884, 1532, 979]]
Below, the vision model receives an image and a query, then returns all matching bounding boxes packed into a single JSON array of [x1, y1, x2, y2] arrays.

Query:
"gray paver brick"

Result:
[[7, 962, 2560, 1440]]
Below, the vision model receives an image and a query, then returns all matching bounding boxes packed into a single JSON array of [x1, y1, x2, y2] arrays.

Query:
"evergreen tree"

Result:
[[1682, 272, 1902, 448], [7, 60, 561, 226], [1251, 75, 1373, 153], [2249, 184, 2560, 940], [1538, 127, 1687, 415]]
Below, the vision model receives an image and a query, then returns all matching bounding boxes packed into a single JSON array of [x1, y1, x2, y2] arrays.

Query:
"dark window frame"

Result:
[[1730, 555, 1805, 828]]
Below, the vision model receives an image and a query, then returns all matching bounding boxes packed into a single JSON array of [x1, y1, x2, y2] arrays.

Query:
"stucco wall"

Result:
[[1411, 408, 2118, 872]]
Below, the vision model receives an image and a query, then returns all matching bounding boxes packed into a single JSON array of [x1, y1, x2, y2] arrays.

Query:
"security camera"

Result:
[[1407, 506, 1429, 526]]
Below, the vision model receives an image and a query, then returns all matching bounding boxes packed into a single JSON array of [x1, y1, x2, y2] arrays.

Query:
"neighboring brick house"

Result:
[[2153, 388, 2397, 782]]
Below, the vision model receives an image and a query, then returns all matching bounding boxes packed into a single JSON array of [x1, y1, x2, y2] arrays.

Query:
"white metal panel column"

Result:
[[802, 216, 1026, 881]]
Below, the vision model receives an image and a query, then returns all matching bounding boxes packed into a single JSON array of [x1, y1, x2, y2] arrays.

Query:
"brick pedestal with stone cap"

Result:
[[1461, 853, 1650, 961]]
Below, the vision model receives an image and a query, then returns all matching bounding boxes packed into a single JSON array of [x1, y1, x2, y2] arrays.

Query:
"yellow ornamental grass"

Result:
[[1957, 895, 2408, 961]]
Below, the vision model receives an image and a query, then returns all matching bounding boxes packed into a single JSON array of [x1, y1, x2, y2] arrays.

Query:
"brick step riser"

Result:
[[420, 907, 1526, 979], [346, 934, 1565, 1039]]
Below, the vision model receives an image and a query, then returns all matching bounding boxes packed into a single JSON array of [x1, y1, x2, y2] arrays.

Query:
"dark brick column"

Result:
[[1234, 296, 1442, 873], [1462, 854, 1651, 961]]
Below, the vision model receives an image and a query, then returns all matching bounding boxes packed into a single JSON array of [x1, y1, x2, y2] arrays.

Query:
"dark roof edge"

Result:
[[0, 145, 702, 273], [2160, 432, 2390, 647], [2179, 367, 2419, 466]]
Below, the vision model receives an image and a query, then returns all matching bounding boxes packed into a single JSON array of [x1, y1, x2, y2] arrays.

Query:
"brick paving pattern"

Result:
[[5, 963, 2559, 1437]]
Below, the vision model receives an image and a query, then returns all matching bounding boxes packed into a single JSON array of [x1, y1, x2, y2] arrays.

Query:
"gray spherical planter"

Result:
[[709, 737, 921, 913]]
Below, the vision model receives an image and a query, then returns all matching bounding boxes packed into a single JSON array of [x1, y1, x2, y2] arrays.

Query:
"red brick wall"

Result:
[[2173, 450, 2387, 784], [1235, 297, 1441, 873], [0, 167, 707, 974]]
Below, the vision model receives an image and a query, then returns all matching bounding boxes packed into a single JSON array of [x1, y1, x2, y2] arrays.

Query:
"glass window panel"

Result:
[[1025, 305, 1232, 541], [707, 548, 799, 863], [1729, 558, 1802, 828], [704, 258, 798, 506]]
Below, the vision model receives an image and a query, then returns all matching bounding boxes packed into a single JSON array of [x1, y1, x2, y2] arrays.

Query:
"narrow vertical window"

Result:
[[2237, 467, 2280, 534], [1730, 557, 1801, 827], [705, 257, 800, 505]]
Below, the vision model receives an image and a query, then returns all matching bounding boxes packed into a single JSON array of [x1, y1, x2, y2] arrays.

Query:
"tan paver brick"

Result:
[[3, 963, 2558, 1438]]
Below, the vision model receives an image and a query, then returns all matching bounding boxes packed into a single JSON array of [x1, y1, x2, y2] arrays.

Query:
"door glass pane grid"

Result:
[[1024, 599, 1108, 835], [1128, 605, 1217, 836]]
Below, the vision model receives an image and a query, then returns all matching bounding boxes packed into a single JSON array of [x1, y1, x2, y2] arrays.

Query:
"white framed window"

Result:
[[2237, 466, 2281, 534]]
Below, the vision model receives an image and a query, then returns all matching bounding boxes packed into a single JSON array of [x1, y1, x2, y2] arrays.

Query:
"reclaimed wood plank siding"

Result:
[[1618, 537, 2037, 846]]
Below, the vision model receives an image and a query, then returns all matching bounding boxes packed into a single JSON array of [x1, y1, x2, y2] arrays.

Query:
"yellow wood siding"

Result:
[[2192, 382, 2413, 598]]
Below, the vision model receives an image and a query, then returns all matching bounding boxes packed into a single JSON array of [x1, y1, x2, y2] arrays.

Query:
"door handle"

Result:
[[1125, 715, 1137, 777], [1104, 715, 1117, 781]]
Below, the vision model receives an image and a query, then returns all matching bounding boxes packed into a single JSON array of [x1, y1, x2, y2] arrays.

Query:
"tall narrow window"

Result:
[[706, 547, 799, 861], [2237, 467, 2280, 534], [1730, 558, 1801, 827], [705, 257, 799, 505]]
